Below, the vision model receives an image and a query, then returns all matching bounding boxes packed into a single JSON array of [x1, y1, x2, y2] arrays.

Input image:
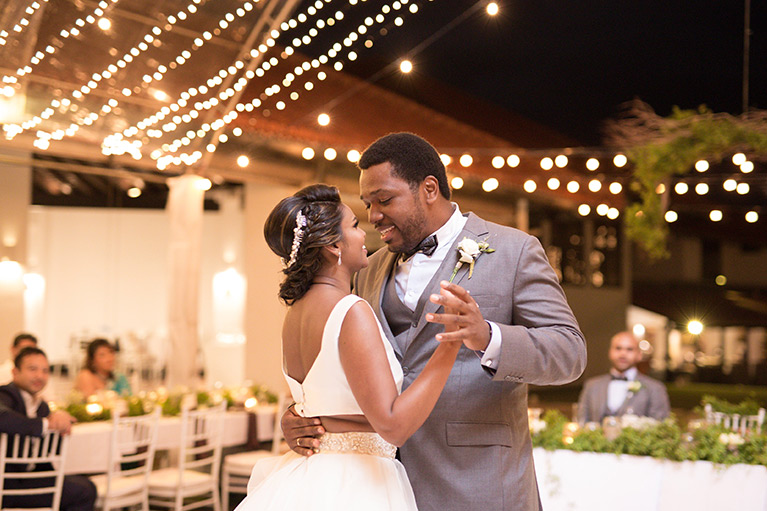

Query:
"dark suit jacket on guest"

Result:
[[577, 372, 671, 424], [0, 382, 49, 436], [353, 212, 587, 511]]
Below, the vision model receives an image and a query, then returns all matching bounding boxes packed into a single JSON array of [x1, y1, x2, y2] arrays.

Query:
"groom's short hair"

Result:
[[358, 132, 451, 200]]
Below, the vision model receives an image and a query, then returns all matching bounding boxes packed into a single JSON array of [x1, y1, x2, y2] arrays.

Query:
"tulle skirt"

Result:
[[234, 440, 417, 511]]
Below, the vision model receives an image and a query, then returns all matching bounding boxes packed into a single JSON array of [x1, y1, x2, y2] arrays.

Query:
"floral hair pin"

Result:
[[282, 209, 307, 269]]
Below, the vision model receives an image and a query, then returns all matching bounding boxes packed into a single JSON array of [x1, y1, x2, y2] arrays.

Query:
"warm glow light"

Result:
[[709, 210, 723, 222], [664, 210, 678, 223], [596, 203, 609, 216], [588, 179, 602, 192], [547, 177, 560, 190], [566, 181, 579, 193], [523, 180, 537, 193], [347, 149, 360, 162], [609, 182, 622, 194], [540, 157, 553, 170], [715, 275, 727, 286], [695, 183, 709, 195], [237, 155, 249, 167], [607, 207, 619, 220], [85, 403, 104, 415], [740, 161, 754, 173], [723, 179, 737, 192], [586, 158, 599, 171], [451, 176, 464, 189], [482, 178, 499, 192], [732, 153, 746, 165], [736, 182, 749, 195], [745, 211, 759, 223], [97, 18, 112, 31], [459, 154, 473, 167], [613, 154, 627, 167], [491, 156, 505, 169], [399, 60, 413, 73], [244, 397, 258, 409], [151, 89, 170, 102], [127, 187, 141, 198], [486, 2, 499, 16], [506, 154, 520, 167], [577, 204, 590, 216], [656, 183, 666, 194], [632, 324, 646, 338], [440, 154, 452, 166], [554, 155, 568, 168], [695, 160, 709, 172], [324, 148, 337, 160], [674, 182, 688, 195], [317, 113, 330, 126], [195, 178, 212, 191], [301, 147, 314, 160], [687, 320, 704, 335]]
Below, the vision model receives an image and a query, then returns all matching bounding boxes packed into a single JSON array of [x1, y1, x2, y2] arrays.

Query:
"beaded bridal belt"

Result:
[[317, 431, 397, 460]]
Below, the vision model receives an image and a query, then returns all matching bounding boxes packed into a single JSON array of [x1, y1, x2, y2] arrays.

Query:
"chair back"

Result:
[[105, 406, 161, 490], [269, 392, 287, 455], [178, 402, 226, 481], [0, 431, 69, 511], [704, 404, 766, 435]]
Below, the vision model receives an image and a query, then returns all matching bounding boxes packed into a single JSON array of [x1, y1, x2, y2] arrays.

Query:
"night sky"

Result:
[[325, 0, 767, 146]]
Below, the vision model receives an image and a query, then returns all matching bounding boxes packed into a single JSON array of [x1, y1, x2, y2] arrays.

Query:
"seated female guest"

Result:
[[74, 339, 131, 397]]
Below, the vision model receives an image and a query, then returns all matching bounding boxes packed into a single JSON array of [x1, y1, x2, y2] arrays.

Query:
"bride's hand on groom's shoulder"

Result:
[[426, 281, 491, 351]]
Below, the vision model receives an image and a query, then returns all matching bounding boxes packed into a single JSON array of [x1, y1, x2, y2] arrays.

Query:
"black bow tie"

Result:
[[401, 234, 438, 261], [611, 374, 628, 381]]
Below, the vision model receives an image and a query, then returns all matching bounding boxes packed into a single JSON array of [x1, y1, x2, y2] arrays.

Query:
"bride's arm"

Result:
[[339, 291, 461, 447]]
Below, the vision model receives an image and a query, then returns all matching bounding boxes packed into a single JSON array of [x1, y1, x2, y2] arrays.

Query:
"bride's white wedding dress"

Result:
[[235, 295, 418, 511]]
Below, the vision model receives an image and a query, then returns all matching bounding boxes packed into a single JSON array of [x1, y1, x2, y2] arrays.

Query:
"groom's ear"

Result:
[[421, 176, 440, 205]]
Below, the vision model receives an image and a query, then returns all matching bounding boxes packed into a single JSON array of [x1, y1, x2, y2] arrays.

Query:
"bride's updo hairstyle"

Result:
[[264, 184, 345, 305]]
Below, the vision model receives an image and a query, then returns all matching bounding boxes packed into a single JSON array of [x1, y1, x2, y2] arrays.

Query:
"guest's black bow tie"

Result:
[[401, 234, 438, 261], [611, 374, 628, 381]]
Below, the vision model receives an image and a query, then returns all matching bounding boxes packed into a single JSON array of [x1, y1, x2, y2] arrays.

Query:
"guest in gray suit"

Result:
[[283, 132, 587, 511], [577, 331, 670, 425]]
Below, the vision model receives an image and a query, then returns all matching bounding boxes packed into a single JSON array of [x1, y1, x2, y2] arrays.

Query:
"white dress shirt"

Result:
[[394, 204, 502, 370], [607, 367, 638, 412]]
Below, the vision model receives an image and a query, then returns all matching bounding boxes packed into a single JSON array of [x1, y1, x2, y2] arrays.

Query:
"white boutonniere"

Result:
[[627, 380, 642, 394], [448, 237, 495, 283]]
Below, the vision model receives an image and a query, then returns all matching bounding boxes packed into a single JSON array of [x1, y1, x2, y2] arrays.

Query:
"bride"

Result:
[[235, 184, 461, 510]]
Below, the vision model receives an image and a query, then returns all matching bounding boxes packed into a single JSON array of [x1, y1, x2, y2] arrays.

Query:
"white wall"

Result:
[[25, 202, 248, 387]]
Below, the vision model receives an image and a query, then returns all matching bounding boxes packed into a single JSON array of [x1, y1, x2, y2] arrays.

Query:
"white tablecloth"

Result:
[[534, 448, 767, 511], [65, 407, 275, 474]]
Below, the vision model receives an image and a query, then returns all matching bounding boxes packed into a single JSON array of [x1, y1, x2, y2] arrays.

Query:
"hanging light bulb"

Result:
[[450, 176, 464, 190], [523, 180, 537, 193]]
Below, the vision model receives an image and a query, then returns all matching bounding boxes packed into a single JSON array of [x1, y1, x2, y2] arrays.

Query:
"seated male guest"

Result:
[[577, 331, 670, 424], [0, 332, 38, 385], [0, 347, 96, 511]]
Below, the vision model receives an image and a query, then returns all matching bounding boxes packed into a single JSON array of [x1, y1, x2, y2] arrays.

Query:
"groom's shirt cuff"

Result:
[[478, 321, 502, 370]]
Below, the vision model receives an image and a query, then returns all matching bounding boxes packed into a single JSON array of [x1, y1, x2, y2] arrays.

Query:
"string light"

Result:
[[745, 211, 759, 223], [613, 154, 627, 167], [695, 160, 709, 172], [607, 207, 619, 220], [0, 0, 51, 48], [506, 155, 520, 167], [318, 113, 330, 126], [440, 154, 452, 166], [450, 176, 464, 189], [323, 147, 337, 160], [608, 182, 622, 194], [347, 149, 360, 163], [237, 155, 249, 167], [723, 179, 737, 192], [709, 210, 723, 222], [486, 2, 499, 16], [547, 177, 560, 190], [540, 157, 553, 170], [664, 210, 678, 223], [736, 182, 749, 195], [554, 155, 568, 168], [577, 204, 590, 216], [459, 154, 473, 167], [732, 153, 746, 165], [482, 178, 499, 192], [491, 156, 505, 169], [740, 161, 754, 173], [399, 59, 413, 73], [566, 181, 579, 193], [301, 147, 315, 160], [596, 204, 609, 216], [586, 158, 599, 171], [523, 180, 537, 193], [674, 182, 688, 195], [695, 183, 709, 195], [588, 179, 602, 192]]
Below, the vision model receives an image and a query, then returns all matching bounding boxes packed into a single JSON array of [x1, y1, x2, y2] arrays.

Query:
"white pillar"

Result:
[[0, 149, 31, 347], [165, 175, 205, 388]]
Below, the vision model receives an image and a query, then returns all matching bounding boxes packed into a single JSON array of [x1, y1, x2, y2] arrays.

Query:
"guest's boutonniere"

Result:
[[627, 380, 642, 394], [449, 237, 495, 282]]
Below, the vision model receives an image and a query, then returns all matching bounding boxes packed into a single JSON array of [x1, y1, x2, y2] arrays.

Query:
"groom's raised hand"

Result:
[[282, 406, 324, 457], [426, 281, 491, 352]]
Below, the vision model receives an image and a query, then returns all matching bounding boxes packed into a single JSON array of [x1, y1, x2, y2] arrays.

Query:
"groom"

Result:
[[284, 132, 586, 510]]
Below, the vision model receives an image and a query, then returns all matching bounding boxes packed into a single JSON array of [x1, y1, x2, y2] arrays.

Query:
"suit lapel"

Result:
[[409, 213, 490, 345]]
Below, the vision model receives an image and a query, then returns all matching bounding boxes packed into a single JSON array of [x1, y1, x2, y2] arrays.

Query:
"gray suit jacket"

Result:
[[353, 212, 586, 511], [577, 372, 670, 424]]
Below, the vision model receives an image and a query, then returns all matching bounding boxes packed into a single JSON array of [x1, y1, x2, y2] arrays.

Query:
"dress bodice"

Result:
[[283, 295, 403, 417]]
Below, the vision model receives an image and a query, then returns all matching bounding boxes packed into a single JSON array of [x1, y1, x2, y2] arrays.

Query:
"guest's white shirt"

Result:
[[394, 204, 502, 370], [0, 359, 13, 385], [607, 367, 638, 412], [19, 387, 44, 418]]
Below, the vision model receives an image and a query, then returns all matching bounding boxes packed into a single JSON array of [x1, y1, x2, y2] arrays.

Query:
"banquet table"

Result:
[[64, 407, 275, 474], [533, 447, 767, 511]]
